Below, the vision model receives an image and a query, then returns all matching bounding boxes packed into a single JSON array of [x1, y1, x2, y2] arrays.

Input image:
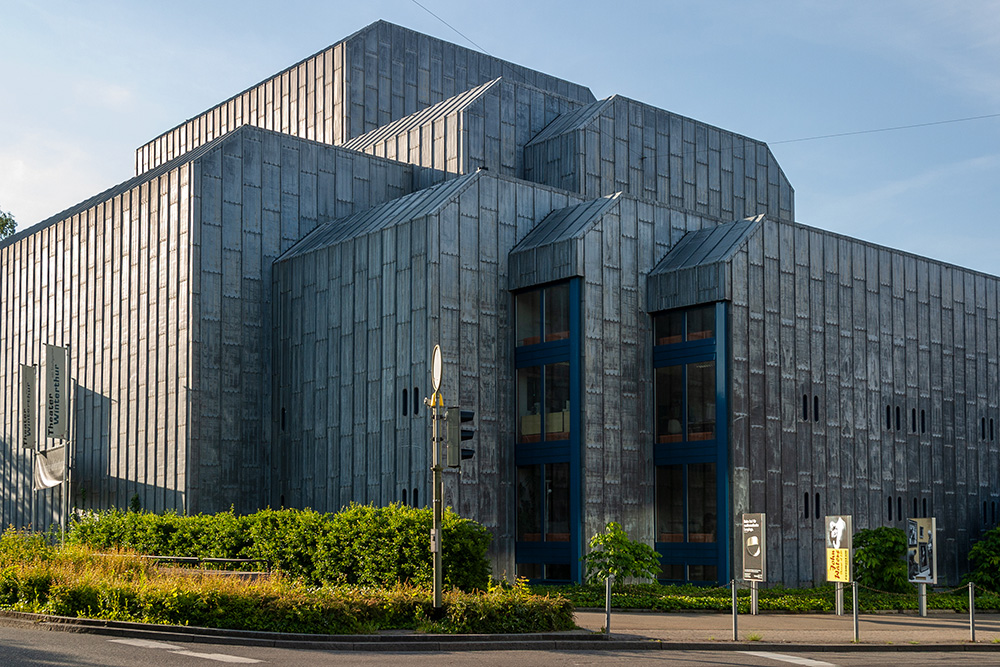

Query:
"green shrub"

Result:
[[581, 522, 661, 584], [69, 504, 491, 591], [967, 525, 1000, 592], [852, 527, 911, 594]]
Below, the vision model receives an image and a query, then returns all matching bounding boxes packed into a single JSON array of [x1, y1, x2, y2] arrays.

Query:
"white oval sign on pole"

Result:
[[431, 345, 443, 392]]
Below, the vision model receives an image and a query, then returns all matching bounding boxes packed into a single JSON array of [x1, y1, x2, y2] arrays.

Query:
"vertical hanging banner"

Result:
[[45, 344, 68, 440], [907, 517, 937, 584], [742, 513, 766, 581], [34, 445, 66, 490], [21, 364, 37, 449], [825, 515, 853, 583]]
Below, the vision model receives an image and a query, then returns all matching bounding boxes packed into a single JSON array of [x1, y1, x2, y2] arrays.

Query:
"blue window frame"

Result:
[[652, 302, 729, 584], [513, 280, 581, 583]]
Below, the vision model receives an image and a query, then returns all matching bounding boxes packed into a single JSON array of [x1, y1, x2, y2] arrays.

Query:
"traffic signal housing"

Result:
[[446, 407, 475, 468]]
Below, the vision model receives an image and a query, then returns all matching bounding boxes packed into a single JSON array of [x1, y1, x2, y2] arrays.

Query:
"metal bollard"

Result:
[[918, 582, 927, 617], [731, 579, 738, 641], [970, 581, 976, 643], [605, 574, 613, 637], [751, 580, 759, 615], [852, 580, 860, 642]]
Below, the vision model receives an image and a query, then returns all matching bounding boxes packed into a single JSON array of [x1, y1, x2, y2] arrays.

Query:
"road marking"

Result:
[[171, 650, 261, 663], [109, 638, 261, 663], [110, 638, 184, 650], [742, 652, 837, 667]]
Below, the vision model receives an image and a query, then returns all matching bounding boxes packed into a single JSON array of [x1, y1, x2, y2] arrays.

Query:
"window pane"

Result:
[[516, 290, 541, 346], [517, 366, 542, 443], [545, 563, 571, 580], [687, 361, 715, 440], [516, 562, 542, 579], [544, 362, 571, 441], [656, 465, 684, 542], [655, 365, 683, 443], [544, 283, 570, 342], [687, 305, 715, 340], [516, 465, 542, 541], [545, 463, 571, 541], [688, 564, 717, 582], [688, 462, 717, 543], [659, 562, 685, 580], [654, 311, 683, 345]]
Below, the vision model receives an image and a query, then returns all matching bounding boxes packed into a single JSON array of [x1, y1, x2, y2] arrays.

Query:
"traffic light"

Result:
[[446, 407, 475, 468]]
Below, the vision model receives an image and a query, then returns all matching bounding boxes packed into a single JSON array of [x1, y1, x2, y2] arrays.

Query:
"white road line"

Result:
[[110, 638, 184, 650], [742, 651, 837, 667], [170, 650, 261, 663]]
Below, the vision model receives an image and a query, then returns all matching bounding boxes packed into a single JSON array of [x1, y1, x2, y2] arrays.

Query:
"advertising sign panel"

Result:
[[742, 513, 766, 582], [825, 515, 853, 583], [45, 344, 68, 440], [21, 364, 37, 449], [34, 445, 65, 490], [907, 517, 937, 584]]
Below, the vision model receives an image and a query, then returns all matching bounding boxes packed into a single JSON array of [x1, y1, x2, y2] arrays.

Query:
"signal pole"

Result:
[[426, 345, 445, 608]]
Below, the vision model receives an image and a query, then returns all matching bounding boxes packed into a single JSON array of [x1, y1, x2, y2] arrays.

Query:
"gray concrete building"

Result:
[[1, 21, 997, 587]]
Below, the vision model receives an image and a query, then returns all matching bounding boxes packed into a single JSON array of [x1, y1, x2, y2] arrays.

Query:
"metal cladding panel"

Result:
[[136, 21, 594, 175]]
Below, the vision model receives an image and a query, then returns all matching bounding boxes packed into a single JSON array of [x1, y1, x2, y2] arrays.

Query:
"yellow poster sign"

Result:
[[826, 547, 850, 582]]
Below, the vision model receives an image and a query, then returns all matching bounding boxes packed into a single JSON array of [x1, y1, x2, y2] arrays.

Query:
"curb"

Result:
[[1, 610, 999, 652]]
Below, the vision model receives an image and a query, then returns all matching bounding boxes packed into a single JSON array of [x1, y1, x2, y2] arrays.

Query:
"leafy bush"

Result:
[[581, 522, 661, 584], [0, 531, 568, 634], [68, 504, 491, 591], [967, 525, 1000, 592], [853, 527, 911, 594]]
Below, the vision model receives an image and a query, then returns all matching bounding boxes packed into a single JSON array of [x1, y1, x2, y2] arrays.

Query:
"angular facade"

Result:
[[1, 20, 997, 586]]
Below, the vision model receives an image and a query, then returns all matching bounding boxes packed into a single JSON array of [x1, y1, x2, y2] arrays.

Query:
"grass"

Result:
[[746, 632, 763, 641], [0, 530, 574, 635]]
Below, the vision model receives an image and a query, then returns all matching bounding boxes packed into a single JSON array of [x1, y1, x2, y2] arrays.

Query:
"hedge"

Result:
[[68, 504, 491, 591]]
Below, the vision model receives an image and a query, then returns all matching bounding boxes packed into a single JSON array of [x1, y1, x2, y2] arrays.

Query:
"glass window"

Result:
[[516, 290, 542, 346], [688, 462, 717, 543], [516, 465, 542, 541], [546, 463, 571, 541], [687, 305, 715, 340], [654, 311, 683, 345], [688, 565, 718, 582], [687, 361, 715, 440], [546, 563, 571, 580], [516, 562, 542, 579], [544, 283, 570, 342], [545, 363, 571, 441], [655, 366, 683, 443], [517, 367, 542, 443], [659, 562, 685, 580], [656, 465, 684, 543]]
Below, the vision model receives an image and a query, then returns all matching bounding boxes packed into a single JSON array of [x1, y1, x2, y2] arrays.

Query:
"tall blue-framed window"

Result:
[[514, 280, 582, 583], [653, 302, 729, 584]]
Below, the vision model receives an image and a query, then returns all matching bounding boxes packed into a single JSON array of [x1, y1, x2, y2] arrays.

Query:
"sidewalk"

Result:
[[575, 609, 1000, 647]]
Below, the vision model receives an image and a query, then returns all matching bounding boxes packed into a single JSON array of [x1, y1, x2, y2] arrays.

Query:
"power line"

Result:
[[409, 0, 492, 56], [771, 113, 1000, 145]]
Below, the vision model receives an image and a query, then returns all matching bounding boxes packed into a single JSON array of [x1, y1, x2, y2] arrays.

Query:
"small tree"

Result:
[[853, 526, 910, 593], [0, 207, 15, 240], [582, 521, 661, 584], [967, 525, 1000, 592]]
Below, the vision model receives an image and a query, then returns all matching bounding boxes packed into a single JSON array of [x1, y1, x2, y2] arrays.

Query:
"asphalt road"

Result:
[[0, 625, 998, 667]]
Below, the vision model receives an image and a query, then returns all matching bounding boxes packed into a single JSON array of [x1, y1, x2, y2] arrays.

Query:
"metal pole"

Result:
[[429, 394, 443, 608], [605, 574, 613, 636], [969, 582, 976, 643], [836, 581, 844, 616], [731, 579, 738, 641], [751, 580, 758, 615], [918, 582, 927, 617], [852, 580, 860, 642]]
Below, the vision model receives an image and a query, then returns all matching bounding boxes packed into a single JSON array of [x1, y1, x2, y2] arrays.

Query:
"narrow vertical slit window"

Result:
[[413, 387, 419, 416], [921, 409, 926, 434], [897, 496, 902, 521], [895, 406, 901, 431], [922, 497, 927, 517], [413, 488, 419, 507], [982, 417, 987, 441], [886, 405, 892, 430], [804, 492, 809, 519], [402, 488, 407, 505], [814, 492, 820, 518], [911, 408, 916, 433], [913, 497, 917, 517], [888, 496, 893, 521]]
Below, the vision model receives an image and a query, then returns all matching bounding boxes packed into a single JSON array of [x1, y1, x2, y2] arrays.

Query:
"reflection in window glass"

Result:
[[659, 562, 685, 580], [515, 291, 542, 346], [546, 463, 571, 541], [517, 367, 542, 443], [686, 305, 715, 340], [654, 311, 683, 345], [516, 465, 542, 541], [655, 366, 683, 443], [545, 363, 571, 440], [687, 361, 715, 440], [688, 463, 717, 543], [544, 283, 570, 342], [656, 465, 684, 543], [516, 563, 542, 579]]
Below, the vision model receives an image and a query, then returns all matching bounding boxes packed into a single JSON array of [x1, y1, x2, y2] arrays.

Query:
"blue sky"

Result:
[[2, 0, 998, 273]]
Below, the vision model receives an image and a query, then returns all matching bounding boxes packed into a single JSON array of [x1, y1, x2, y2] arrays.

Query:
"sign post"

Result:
[[825, 515, 852, 616], [907, 517, 937, 617], [426, 345, 444, 609], [742, 513, 765, 616]]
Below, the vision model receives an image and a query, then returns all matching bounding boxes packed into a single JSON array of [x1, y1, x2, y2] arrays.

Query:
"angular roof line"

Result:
[[278, 171, 484, 262], [343, 78, 503, 151], [649, 216, 762, 276], [511, 192, 622, 252], [524, 97, 615, 146]]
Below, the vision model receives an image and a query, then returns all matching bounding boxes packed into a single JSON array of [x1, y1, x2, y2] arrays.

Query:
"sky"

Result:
[[1, 0, 998, 273]]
